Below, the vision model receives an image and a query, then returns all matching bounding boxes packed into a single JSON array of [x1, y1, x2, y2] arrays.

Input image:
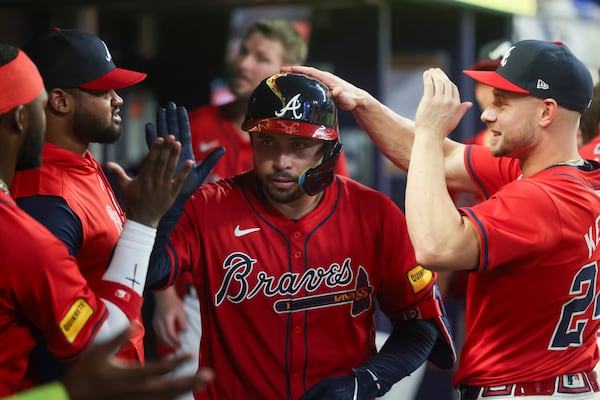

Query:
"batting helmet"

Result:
[[242, 73, 343, 195], [242, 72, 339, 140]]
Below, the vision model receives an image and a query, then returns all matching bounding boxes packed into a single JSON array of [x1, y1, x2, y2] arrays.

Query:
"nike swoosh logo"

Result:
[[199, 140, 219, 152], [234, 225, 261, 237]]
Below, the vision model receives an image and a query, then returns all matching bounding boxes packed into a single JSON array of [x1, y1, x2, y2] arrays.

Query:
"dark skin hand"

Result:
[[106, 135, 193, 228], [63, 326, 214, 400]]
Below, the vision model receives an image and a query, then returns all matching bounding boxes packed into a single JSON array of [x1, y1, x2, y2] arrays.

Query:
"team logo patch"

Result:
[[59, 298, 94, 343], [407, 265, 433, 294]]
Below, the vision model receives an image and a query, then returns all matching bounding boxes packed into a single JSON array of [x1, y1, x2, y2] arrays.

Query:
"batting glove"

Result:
[[145, 101, 224, 198], [300, 367, 380, 400]]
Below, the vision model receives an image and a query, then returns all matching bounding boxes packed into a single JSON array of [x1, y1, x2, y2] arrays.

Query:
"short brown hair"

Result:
[[244, 18, 308, 65], [581, 83, 600, 144]]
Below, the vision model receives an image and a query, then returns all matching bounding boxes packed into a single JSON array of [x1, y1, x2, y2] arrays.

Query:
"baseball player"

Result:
[[0, 43, 196, 395], [152, 20, 349, 399], [148, 72, 455, 399], [286, 40, 600, 399]]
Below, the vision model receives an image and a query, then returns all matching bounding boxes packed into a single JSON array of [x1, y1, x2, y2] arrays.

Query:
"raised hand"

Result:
[[280, 66, 370, 112], [146, 102, 224, 198], [300, 368, 379, 400], [414, 68, 472, 140], [105, 135, 191, 228]]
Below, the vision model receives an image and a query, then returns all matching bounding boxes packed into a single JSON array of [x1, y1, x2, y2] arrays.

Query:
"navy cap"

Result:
[[25, 27, 146, 91], [464, 40, 593, 113]]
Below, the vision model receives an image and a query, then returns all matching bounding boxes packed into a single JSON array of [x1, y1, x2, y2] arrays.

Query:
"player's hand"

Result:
[[63, 326, 214, 400], [280, 66, 370, 112], [153, 286, 188, 349], [106, 135, 191, 228], [300, 368, 380, 400], [145, 101, 225, 198], [414, 68, 472, 140]]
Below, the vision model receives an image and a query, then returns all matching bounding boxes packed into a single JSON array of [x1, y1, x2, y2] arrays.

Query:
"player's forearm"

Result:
[[361, 319, 437, 396], [352, 95, 415, 171], [406, 135, 472, 270], [95, 220, 156, 326]]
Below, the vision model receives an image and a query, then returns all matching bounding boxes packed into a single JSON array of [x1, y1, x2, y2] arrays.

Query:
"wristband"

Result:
[[102, 219, 156, 296]]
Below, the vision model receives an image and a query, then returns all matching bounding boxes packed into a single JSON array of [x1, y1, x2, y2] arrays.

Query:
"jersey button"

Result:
[[293, 373, 301, 380], [294, 251, 302, 259], [293, 231, 301, 239], [294, 326, 301, 334]]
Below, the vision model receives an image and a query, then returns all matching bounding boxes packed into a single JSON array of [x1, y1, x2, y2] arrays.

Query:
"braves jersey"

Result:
[[10, 143, 143, 362], [580, 135, 600, 162], [454, 144, 600, 386], [0, 191, 108, 395], [159, 171, 444, 399]]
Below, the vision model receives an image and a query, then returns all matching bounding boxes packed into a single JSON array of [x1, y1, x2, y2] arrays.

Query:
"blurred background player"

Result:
[[150, 19, 349, 399]]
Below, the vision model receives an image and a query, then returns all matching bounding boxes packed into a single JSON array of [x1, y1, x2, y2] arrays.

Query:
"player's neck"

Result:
[[270, 191, 324, 221]]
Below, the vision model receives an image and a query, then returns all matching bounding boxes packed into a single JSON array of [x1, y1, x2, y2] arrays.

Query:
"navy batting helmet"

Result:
[[242, 72, 339, 140], [242, 73, 343, 195]]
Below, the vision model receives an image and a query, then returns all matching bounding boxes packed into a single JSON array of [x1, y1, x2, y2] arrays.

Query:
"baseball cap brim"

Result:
[[79, 67, 147, 90], [463, 69, 529, 94]]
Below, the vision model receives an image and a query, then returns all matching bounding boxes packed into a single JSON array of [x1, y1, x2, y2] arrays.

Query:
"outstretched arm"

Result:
[[281, 65, 476, 193]]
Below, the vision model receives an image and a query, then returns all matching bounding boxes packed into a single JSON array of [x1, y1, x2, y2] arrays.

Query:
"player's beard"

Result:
[[490, 120, 536, 158], [73, 106, 122, 144], [260, 172, 305, 204]]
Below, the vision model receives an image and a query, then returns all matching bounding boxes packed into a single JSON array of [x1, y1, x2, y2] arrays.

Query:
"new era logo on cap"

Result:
[[24, 28, 146, 91], [464, 40, 593, 113]]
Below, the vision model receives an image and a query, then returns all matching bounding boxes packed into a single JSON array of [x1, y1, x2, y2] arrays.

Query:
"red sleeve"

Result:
[[2, 204, 108, 362]]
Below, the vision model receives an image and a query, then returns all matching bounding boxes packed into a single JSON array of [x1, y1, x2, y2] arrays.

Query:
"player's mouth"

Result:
[[112, 109, 121, 124], [268, 174, 297, 189]]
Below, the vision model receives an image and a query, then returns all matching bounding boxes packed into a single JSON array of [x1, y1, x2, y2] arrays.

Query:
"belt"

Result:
[[458, 371, 599, 399]]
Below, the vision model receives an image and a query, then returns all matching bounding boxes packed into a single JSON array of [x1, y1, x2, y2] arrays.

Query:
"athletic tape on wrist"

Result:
[[102, 219, 156, 296]]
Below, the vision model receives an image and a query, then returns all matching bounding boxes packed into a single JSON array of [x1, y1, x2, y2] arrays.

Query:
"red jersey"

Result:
[[0, 191, 108, 395], [579, 134, 600, 162], [189, 105, 254, 183], [455, 145, 600, 386], [11, 144, 143, 362], [163, 172, 445, 399]]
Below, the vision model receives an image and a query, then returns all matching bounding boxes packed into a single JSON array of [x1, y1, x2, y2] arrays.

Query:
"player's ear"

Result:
[[47, 88, 71, 114], [10, 105, 26, 135]]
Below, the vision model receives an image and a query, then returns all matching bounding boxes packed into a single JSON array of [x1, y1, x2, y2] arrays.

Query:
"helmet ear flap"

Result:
[[298, 141, 343, 195]]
